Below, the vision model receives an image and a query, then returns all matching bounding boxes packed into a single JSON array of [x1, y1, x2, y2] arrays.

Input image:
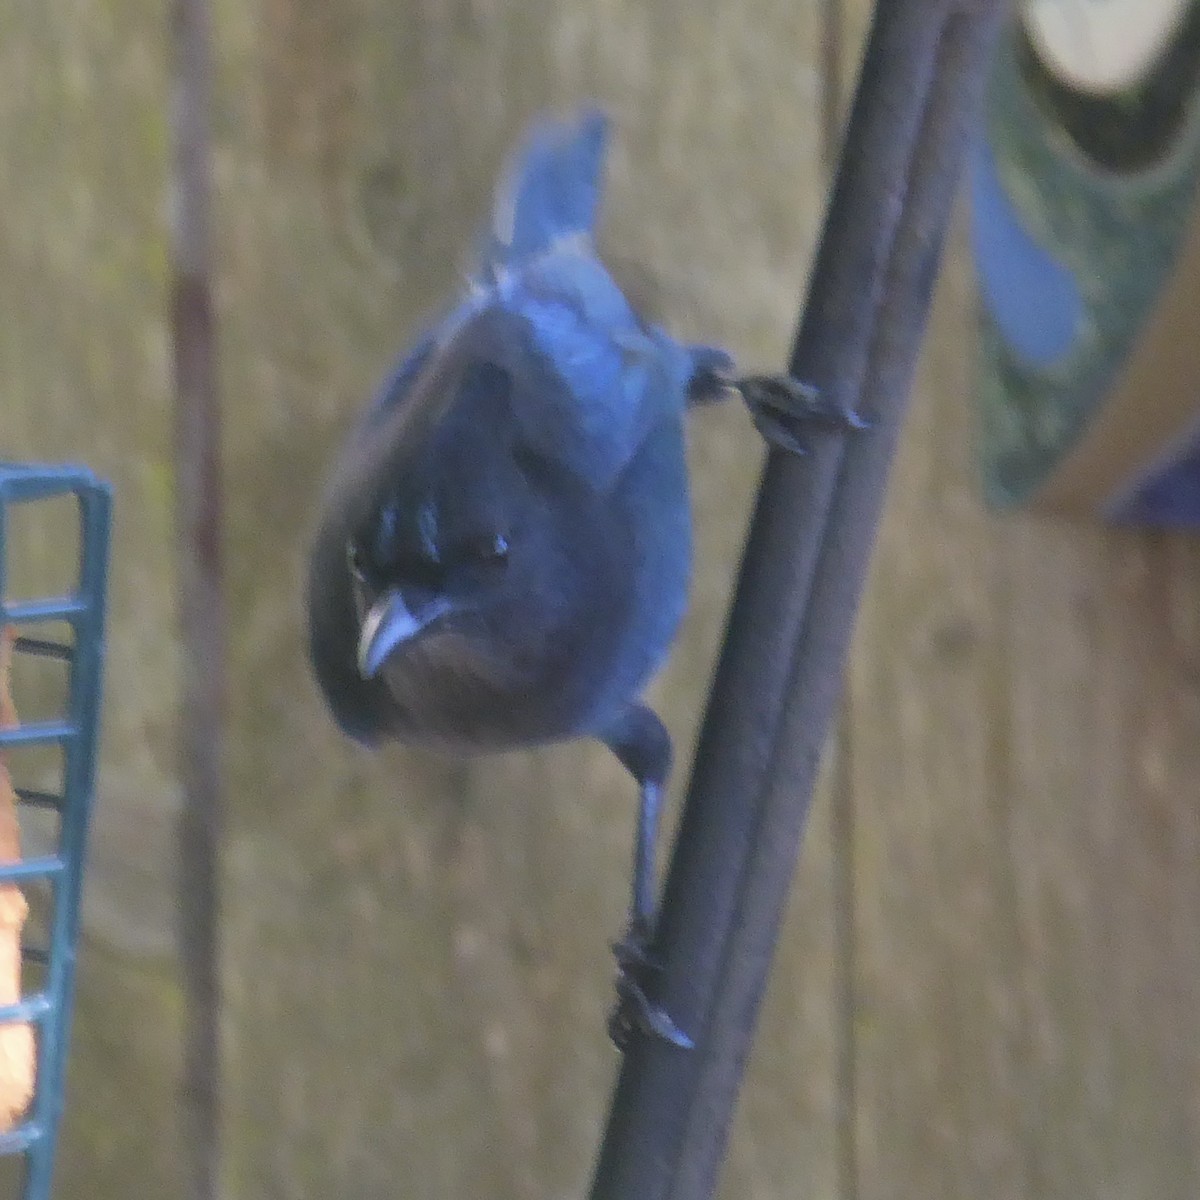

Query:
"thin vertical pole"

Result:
[[169, 0, 224, 1196]]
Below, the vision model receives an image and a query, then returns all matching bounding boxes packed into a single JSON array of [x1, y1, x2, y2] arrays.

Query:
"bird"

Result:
[[307, 108, 865, 1049]]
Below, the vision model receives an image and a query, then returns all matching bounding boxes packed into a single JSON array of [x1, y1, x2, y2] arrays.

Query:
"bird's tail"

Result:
[[480, 108, 609, 274]]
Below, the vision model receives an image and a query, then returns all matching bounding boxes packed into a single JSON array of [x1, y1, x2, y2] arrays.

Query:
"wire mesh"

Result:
[[0, 463, 111, 1200]]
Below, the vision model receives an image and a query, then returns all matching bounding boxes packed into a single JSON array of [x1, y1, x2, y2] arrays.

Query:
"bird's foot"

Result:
[[607, 918, 693, 1051], [737, 373, 871, 455]]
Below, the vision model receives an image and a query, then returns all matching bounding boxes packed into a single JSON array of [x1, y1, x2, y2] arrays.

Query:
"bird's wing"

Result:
[[504, 263, 692, 491], [353, 327, 438, 444]]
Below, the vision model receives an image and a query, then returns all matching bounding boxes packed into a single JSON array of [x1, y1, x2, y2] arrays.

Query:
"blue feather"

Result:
[[480, 108, 609, 273]]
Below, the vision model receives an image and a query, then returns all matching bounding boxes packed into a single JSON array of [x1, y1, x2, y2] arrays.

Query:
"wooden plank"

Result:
[[847, 232, 1039, 1200], [843, 17, 1200, 1189], [0, 3, 186, 1196], [997, 525, 1200, 1198]]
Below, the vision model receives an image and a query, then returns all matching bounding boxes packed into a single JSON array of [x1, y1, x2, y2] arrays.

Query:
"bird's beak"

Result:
[[357, 590, 448, 678]]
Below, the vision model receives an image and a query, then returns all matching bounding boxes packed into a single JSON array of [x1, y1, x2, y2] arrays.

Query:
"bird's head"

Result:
[[343, 345, 587, 687], [347, 488, 515, 681]]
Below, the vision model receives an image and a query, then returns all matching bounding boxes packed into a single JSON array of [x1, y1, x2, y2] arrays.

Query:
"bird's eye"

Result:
[[467, 533, 509, 565]]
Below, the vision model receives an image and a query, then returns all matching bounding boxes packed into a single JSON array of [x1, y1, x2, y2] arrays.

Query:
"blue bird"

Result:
[[307, 109, 864, 1048]]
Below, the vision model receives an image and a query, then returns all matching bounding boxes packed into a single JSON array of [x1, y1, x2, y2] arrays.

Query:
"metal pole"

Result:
[[589, 3, 1013, 1197]]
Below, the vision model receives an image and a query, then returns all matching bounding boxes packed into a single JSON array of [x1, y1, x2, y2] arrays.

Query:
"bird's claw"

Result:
[[737, 373, 870, 455], [607, 922, 694, 1052]]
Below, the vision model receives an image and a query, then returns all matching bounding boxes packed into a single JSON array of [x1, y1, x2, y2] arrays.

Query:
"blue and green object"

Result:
[[972, 7, 1200, 522], [0, 464, 111, 1200]]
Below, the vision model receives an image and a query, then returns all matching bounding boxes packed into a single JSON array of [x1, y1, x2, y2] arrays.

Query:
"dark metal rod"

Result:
[[589, 3, 1011, 1198], [169, 0, 224, 1196], [12, 638, 73, 662], [14, 788, 63, 811]]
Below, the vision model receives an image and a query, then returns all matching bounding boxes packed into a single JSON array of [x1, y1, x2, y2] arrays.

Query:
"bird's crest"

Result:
[[480, 108, 609, 276]]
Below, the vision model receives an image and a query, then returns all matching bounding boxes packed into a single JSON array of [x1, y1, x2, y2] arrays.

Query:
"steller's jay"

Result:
[[307, 109, 865, 1048]]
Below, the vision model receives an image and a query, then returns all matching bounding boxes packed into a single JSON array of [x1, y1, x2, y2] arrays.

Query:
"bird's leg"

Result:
[[737, 373, 871, 454], [684, 346, 870, 456], [601, 705, 693, 1051]]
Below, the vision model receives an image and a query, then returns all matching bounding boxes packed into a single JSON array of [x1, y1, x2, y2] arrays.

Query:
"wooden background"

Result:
[[1, 1, 1198, 1197]]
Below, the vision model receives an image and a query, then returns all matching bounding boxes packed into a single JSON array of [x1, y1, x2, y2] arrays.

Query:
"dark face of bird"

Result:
[[345, 356, 576, 689]]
